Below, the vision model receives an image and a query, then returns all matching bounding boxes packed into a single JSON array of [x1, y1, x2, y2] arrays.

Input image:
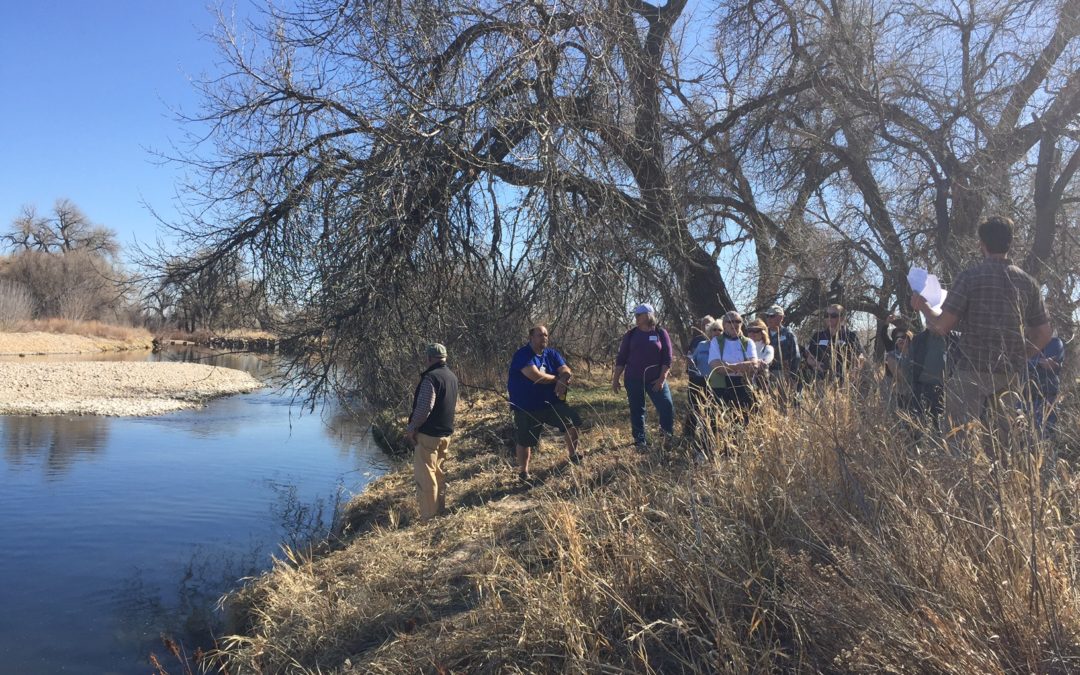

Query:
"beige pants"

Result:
[[414, 432, 451, 521], [945, 369, 1022, 452]]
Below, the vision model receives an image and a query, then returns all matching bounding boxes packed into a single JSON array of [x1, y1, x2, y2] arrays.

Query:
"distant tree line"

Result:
[[155, 0, 1080, 405], [0, 199, 273, 333]]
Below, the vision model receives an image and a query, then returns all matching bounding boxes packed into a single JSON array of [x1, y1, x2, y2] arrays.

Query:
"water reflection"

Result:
[[113, 478, 346, 670], [2, 415, 110, 477], [0, 346, 390, 674]]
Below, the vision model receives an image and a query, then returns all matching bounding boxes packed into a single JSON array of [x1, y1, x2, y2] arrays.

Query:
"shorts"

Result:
[[513, 400, 583, 447]]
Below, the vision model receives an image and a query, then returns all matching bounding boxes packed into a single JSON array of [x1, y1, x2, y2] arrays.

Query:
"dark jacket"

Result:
[[768, 326, 801, 375]]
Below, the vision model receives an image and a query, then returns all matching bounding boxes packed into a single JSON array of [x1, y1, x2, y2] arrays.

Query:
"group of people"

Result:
[[403, 215, 1064, 520]]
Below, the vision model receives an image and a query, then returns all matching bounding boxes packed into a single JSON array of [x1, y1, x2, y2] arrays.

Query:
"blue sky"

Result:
[[0, 1, 249, 254]]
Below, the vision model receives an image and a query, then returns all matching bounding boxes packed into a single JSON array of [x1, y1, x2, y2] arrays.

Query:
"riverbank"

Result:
[[207, 382, 1080, 673], [0, 326, 154, 355], [0, 362, 264, 416]]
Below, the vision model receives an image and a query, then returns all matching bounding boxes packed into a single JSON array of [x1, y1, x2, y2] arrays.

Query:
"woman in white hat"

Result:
[[611, 303, 675, 448]]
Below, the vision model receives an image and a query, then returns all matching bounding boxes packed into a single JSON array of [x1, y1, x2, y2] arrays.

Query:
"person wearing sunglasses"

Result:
[[707, 311, 759, 420], [805, 304, 865, 382], [745, 318, 774, 386]]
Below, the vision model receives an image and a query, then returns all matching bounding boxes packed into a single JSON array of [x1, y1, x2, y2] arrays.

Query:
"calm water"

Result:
[[0, 349, 390, 674]]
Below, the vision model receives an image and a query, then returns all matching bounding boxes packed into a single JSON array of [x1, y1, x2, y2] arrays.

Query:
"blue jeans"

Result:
[[624, 378, 674, 445]]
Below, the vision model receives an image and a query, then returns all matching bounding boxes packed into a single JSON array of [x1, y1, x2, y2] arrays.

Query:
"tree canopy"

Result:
[[161, 0, 1080, 404]]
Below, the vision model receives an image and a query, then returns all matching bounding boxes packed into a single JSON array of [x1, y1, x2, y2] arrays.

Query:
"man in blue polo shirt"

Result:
[[508, 325, 584, 483]]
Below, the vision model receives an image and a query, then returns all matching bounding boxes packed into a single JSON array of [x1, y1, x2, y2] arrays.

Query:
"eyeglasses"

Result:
[[826, 312, 841, 319]]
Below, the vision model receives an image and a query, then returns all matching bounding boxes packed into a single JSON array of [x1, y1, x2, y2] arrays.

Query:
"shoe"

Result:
[[569, 452, 583, 464], [634, 440, 648, 451], [519, 471, 533, 484]]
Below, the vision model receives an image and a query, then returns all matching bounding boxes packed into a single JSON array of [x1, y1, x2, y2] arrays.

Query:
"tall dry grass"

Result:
[[209, 381, 1080, 674], [18, 318, 151, 342]]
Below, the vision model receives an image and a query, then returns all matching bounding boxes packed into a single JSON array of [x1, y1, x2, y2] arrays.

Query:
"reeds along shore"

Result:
[[208, 376, 1080, 674]]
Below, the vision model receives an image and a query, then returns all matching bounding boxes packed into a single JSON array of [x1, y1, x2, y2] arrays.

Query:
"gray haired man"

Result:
[[405, 343, 459, 520]]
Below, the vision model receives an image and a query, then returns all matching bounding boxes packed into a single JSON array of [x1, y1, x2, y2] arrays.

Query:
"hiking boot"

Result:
[[519, 471, 533, 485], [568, 452, 583, 465]]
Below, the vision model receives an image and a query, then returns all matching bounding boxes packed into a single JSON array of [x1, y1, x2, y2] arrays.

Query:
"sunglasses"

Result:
[[826, 312, 841, 319]]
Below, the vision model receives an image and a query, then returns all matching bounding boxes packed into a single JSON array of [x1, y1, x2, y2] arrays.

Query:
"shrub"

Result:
[[0, 279, 33, 330]]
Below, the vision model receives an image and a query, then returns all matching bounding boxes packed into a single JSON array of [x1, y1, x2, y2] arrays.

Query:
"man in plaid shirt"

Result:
[[912, 216, 1052, 442]]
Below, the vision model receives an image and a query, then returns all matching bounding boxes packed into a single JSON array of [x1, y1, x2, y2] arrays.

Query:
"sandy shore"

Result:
[[0, 362, 265, 416], [0, 331, 154, 355]]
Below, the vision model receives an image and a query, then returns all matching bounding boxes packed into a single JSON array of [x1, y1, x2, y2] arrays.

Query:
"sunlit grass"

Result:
[[207, 377, 1080, 674]]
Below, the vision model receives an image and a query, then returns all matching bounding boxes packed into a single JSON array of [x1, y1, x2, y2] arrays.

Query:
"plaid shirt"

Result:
[[941, 258, 1048, 373]]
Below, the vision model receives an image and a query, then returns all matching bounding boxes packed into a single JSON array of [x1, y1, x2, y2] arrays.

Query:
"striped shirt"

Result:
[[407, 377, 436, 431]]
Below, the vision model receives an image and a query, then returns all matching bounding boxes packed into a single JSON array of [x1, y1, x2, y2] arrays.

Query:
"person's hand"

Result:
[[405, 430, 418, 447], [611, 378, 621, 394], [555, 380, 568, 397], [909, 292, 929, 313], [651, 377, 666, 392]]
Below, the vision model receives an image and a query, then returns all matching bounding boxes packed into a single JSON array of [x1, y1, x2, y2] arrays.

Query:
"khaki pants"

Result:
[[945, 369, 1021, 453], [414, 432, 451, 521]]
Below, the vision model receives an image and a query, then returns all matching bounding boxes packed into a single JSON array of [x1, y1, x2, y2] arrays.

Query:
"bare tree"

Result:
[[161, 0, 1080, 404], [2, 200, 126, 321]]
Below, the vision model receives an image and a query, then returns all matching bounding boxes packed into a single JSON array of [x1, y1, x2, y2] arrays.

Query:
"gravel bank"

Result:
[[0, 362, 265, 416], [0, 331, 154, 355]]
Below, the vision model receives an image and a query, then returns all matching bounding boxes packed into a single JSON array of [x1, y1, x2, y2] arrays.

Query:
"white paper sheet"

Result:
[[907, 266, 947, 311]]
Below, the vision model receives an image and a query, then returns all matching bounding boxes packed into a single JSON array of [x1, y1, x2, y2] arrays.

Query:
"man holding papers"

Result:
[[911, 216, 1052, 446]]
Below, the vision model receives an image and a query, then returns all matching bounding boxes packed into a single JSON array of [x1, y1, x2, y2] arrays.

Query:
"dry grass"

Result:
[[20, 318, 151, 342], [209, 380, 1080, 674]]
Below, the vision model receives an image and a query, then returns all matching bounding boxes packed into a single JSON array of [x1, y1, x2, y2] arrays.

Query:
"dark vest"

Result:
[[413, 362, 458, 437]]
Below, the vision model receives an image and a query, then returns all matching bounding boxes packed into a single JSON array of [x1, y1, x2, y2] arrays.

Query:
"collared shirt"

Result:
[[941, 258, 1048, 373]]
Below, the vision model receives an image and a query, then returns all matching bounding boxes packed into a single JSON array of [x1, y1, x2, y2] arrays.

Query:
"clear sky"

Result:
[[0, 1, 249, 256]]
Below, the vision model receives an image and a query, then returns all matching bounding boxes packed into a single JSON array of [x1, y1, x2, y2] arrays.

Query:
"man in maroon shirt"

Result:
[[912, 216, 1051, 447]]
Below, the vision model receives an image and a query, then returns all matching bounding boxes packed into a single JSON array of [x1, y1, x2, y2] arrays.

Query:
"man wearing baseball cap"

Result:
[[405, 343, 459, 521], [762, 305, 800, 403], [612, 303, 675, 448]]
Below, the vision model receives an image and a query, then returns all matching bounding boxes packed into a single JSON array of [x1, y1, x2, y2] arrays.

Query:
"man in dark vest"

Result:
[[405, 343, 459, 521]]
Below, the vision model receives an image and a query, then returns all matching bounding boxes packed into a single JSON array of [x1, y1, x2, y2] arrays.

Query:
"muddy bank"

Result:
[[0, 362, 264, 416]]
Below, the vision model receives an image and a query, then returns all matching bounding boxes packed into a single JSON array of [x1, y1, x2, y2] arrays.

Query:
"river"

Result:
[[0, 349, 391, 674]]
